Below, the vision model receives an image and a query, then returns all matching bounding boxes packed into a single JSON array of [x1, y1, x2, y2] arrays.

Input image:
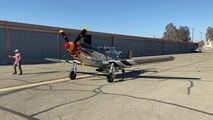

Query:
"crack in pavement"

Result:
[[187, 81, 194, 95], [25, 65, 206, 118], [101, 91, 213, 117], [29, 83, 110, 117], [28, 80, 213, 118], [0, 59, 211, 119], [29, 93, 99, 118], [1, 79, 213, 119], [0, 106, 40, 120]]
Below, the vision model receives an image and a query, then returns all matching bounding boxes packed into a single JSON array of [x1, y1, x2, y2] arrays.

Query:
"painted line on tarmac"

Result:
[[0, 75, 92, 93]]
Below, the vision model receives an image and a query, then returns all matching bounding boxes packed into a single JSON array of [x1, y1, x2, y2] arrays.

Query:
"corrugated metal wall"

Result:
[[141, 40, 163, 56], [0, 28, 7, 64], [92, 36, 113, 47], [0, 21, 198, 65], [9, 30, 59, 64], [92, 35, 198, 58]]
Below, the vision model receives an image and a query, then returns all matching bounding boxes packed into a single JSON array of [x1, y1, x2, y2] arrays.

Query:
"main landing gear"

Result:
[[107, 63, 116, 83], [106, 63, 126, 83], [69, 62, 77, 80]]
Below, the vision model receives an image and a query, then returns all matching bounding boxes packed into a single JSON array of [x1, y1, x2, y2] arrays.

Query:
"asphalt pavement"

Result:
[[0, 52, 213, 120]]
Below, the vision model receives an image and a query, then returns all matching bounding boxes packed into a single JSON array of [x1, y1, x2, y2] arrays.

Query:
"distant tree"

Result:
[[205, 33, 207, 40], [163, 23, 192, 42], [163, 23, 178, 40], [206, 27, 213, 41], [177, 26, 191, 42]]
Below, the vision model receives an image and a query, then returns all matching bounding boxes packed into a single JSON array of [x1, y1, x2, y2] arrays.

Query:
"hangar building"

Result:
[[0, 20, 197, 65]]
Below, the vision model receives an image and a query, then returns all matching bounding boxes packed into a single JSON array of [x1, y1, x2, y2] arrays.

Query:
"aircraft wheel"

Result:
[[122, 69, 125, 73], [70, 71, 77, 80], [107, 73, 114, 83]]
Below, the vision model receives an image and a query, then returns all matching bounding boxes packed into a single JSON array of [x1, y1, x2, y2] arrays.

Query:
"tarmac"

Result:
[[0, 52, 213, 120]]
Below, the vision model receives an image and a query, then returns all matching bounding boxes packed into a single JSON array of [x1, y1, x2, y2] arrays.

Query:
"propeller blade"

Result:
[[59, 30, 70, 42], [74, 28, 88, 42]]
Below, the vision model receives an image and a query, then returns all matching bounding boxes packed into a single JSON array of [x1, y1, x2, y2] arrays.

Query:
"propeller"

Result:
[[59, 28, 88, 58], [74, 28, 88, 42], [59, 30, 69, 42]]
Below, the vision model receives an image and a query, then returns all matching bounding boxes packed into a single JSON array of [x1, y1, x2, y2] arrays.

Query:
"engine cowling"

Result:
[[64, 42, 81, 58]]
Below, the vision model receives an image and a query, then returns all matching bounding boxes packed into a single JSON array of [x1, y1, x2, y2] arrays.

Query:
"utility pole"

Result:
[[192, 28, 194, 42]]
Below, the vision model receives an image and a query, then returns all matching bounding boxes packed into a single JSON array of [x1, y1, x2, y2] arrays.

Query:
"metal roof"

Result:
[[0, 20, 196, 44]]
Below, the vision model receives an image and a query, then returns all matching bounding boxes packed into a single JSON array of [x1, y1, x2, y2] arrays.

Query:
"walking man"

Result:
[[9, 49, 23, 75]]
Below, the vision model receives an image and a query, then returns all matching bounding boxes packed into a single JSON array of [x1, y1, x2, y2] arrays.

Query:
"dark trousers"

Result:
[[14, 62, 22, 74]]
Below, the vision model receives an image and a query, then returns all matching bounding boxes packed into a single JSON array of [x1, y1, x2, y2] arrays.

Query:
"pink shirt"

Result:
[[13, 53, 21, 63]]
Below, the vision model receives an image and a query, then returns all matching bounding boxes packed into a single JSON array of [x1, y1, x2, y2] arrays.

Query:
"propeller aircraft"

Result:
[[46, 28, 174, 82]]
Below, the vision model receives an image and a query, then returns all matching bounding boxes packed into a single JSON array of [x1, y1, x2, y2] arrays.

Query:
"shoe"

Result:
[[13, 72, 17, 75], [19, 73, 22, 75]]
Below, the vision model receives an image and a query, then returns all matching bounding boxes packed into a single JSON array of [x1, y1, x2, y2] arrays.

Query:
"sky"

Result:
[[0, 0, 212, 41]]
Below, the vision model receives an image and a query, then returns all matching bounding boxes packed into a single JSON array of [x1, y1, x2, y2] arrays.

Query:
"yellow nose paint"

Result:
[[67, 42, 74, 52]]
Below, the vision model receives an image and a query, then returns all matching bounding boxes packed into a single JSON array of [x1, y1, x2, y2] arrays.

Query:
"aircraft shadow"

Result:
[[77, 71, 106, 77], [78, 69, 200, 81], [115, 70, 200, 81]]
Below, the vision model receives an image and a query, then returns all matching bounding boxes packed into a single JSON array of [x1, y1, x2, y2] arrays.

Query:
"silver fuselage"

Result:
[[76, 43, 109, 67]]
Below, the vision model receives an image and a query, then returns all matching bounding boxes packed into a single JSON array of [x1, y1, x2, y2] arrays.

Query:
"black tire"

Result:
[[122, 69, 125, 73], [70, 71, 77, 80], [107, 73, 114, 83]]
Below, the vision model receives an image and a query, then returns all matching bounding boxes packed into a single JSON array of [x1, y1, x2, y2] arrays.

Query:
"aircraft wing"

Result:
[[45, 58, 81, 64], [129, 55, 174, 65], [46, 55, 174, 68], [97, 55, 174, 68]]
